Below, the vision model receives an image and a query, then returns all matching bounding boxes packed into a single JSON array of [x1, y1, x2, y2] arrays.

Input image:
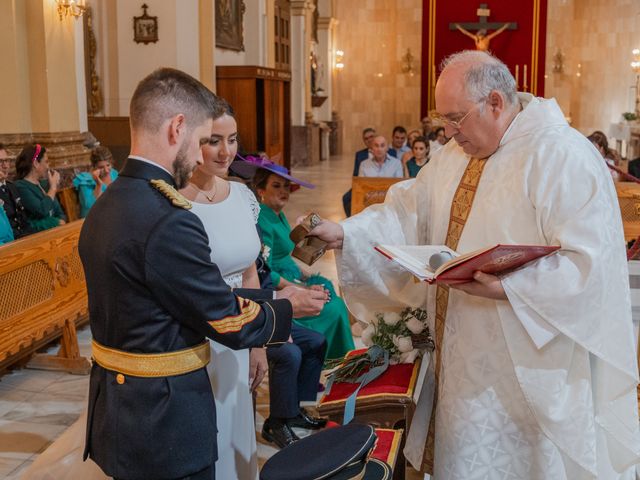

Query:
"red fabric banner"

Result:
[[421, 0, 548, 117]]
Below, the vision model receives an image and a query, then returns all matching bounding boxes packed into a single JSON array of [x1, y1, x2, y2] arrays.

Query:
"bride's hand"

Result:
[[249, 348, 268, 392]]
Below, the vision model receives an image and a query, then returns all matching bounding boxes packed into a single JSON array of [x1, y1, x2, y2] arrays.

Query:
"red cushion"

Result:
[[372, 428, 403, 467], [320, 349, 420, 405]]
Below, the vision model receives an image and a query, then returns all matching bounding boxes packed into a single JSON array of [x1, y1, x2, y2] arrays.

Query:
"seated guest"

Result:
[[587, 130, 622, 181], [342, 127, 376, 217], [387, 126, 410, 159], [252, 166, 355, 360], [255, 234, 328, 448], [15, 144, 66, 232], [358, 135, 403, 178], [0, 208, 13, 245], [421, 115, 433, 139], [430, 126, 448, 153], [400, 129, 423, 166], [0, 143, 32, 239], [353, 127, 376, 176], [73, 146, 118, 218], [403, 136, 430, 178]]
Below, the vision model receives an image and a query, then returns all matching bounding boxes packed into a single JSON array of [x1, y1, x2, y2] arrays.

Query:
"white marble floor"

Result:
[[0, 152, 356, 479]]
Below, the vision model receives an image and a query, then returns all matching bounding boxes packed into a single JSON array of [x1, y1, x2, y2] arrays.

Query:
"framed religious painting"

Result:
[[133, 4, 158, 45], [215, 0, 245, 51]]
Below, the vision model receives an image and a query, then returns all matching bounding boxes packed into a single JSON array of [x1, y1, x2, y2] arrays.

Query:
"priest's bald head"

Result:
[[435, 50, 520, 159]]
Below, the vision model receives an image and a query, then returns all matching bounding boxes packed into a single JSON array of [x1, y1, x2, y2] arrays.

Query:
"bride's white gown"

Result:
[[22, 182, 262, 480]]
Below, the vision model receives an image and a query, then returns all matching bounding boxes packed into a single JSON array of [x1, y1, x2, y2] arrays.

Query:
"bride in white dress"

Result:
[[22, 107, 266, 480], [182, 107, 265, 480]]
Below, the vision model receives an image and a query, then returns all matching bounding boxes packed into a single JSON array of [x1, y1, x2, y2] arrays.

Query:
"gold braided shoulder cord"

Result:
[[150, 179, 192, 210]]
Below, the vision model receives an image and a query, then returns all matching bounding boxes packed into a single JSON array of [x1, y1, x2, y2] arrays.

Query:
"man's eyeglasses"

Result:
[[434, 100, 485, 131], [0, 159, 11, 165]]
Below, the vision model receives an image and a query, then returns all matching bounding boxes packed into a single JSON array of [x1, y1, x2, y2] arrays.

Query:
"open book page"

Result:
[[375, 245, 458, 281], [376, 244, 560, 284], [433, 245, 495, 277]]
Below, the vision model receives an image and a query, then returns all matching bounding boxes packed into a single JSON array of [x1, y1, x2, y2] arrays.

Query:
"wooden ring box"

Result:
[[290, 213, 327, 266]]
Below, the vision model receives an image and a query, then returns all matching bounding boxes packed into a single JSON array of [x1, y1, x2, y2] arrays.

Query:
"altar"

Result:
[[609, 122, 640, 160]]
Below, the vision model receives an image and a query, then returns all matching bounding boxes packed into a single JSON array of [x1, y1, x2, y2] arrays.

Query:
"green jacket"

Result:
[[257, 204, 303, 287], [15, 179, 66, 232]]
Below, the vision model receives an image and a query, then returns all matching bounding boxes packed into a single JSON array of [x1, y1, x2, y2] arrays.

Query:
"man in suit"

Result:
[[342, 127, 376, 217], [0, 144, 32, 239], [387, 125, 410, 159], [253, 237, 328, 448], [79, 68, 324, 480]]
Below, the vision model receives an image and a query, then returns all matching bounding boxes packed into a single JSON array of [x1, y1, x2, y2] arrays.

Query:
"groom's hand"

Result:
[[277, 286, 326, 318], [305, 219, 344, 250]]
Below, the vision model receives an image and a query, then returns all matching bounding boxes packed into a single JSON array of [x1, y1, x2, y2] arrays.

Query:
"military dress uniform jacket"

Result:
[[79, 158, 292, 480]]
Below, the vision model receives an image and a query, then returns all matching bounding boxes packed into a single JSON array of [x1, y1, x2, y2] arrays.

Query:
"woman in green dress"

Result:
[[14, 144, 66, 232], [403, 136, 430, 178], [251, 164, 354, 360]]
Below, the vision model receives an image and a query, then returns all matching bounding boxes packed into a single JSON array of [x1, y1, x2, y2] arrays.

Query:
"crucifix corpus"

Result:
[[449, 3, 517, 52]]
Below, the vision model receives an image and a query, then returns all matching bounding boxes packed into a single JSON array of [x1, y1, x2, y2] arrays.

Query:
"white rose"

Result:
[[361, 324, 375, 346], [393, 335, 413, 353], [406, 317, 425, 334], [399, 349, 420, 364], [382, 312, 402, 326]]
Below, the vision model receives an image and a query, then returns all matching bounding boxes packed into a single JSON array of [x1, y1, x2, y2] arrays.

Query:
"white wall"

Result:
[[115, 0, 197, 114]]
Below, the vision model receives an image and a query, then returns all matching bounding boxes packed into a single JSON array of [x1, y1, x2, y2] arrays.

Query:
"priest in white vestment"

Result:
[[311, 51, 640, 479]]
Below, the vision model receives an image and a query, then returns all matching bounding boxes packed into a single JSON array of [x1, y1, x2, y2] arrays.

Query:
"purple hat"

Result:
[[232, 154, 316, 189]]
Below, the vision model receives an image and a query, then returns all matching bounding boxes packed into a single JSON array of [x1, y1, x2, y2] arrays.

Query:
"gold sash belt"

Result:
[[91, 340, 210, 378]]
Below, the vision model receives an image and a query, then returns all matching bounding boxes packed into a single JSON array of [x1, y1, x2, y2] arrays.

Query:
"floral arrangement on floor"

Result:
[[326, 307, 434, 385]]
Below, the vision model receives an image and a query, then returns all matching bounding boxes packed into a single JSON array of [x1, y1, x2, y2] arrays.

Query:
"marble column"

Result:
[[289, 0, 320, 166], [315, 16, 336, 122], [289, 0, 313, 126], [0, 0, 90, 183]]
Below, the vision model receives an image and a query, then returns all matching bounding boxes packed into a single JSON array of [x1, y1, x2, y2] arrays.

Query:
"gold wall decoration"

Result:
[[85, 7, 103, 115]]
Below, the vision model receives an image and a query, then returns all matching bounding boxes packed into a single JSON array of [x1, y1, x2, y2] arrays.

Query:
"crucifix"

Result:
[[449, 3, 517, 51]]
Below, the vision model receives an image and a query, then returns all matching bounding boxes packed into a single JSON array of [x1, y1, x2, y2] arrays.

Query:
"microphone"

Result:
[[429, 251, 454, 271]]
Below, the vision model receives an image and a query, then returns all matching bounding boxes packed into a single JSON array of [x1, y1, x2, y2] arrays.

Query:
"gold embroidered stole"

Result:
[[423, 157, 488, 473]]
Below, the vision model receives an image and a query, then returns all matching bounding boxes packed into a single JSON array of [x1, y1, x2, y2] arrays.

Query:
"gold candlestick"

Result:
[[523, 64, 528, 92], [515, 64, 519, 89]]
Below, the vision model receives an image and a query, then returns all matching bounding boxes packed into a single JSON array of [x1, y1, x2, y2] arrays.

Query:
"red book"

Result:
[[375, 244, 560, 284]]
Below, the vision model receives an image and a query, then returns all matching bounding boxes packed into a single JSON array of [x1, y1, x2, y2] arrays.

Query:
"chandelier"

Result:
[[56, 0, 86, 20]]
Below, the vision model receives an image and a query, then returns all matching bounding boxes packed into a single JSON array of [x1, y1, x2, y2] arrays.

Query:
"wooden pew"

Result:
[[57, 187, 81, 222], [351, 177, 404, 215], [0, 221, 90, 374], [616, 182, 640, 242]]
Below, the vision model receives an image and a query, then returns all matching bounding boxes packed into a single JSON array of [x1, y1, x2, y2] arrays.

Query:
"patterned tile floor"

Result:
[[0, 152, 423, 479]]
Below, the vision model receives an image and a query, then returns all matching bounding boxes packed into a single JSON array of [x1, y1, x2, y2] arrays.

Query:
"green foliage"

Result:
[[623, 112, 638, 121]]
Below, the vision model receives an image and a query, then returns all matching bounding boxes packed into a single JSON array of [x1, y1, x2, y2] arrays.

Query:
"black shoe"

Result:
[[287, 408, 328, 430], [262, 418, 300, 449]]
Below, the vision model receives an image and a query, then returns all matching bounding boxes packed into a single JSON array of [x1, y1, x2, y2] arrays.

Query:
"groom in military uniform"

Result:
[[79, 68, 324, 480]]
